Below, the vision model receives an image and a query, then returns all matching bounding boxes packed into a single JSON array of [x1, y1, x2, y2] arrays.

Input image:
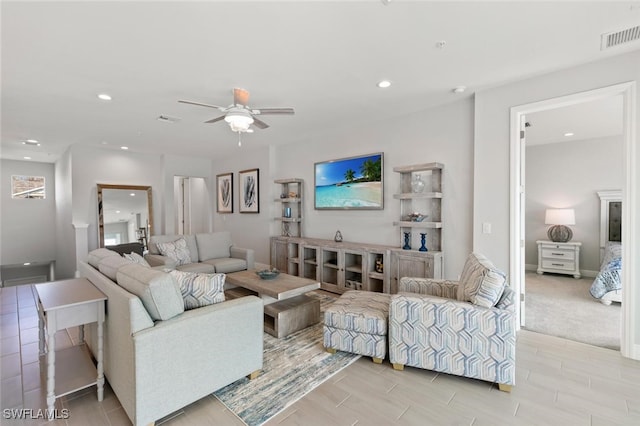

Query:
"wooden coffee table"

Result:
[[225, 270, 321, 338]]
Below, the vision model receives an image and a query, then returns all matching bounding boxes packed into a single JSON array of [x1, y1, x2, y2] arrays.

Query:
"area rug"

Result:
[[213, 291, 360, 426]]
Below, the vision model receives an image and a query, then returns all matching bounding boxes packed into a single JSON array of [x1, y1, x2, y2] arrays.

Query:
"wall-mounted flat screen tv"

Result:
[[314, 152, 383, 210]]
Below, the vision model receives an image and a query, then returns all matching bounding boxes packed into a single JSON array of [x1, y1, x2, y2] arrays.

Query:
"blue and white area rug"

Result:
[[213, 292, 360, 426]]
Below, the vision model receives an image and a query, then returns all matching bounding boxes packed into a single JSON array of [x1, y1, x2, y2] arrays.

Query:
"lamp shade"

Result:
[[545, 209, 575, 226]]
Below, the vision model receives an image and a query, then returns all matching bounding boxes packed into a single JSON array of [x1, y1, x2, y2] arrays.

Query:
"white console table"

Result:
[[35, 278, 106, 418]]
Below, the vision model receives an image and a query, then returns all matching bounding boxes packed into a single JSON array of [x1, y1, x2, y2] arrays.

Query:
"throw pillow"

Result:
[[156, 237, 192, 266], [169, 270, 226, 310], [123, 252, 151, 267], [457, 252, 507, 308]]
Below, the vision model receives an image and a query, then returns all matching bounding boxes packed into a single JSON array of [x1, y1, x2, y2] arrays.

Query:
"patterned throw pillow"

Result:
[[169, 270, 226, 310], [457, 252, 507, 308], [156, 238, 192, 266], [123, 252, 151, 267]]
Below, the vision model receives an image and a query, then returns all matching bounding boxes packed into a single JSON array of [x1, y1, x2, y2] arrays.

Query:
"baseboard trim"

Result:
[[524, 264, 598, 278]]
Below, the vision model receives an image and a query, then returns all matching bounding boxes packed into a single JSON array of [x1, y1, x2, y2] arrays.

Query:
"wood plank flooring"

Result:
[[2, 285, 640, 425]]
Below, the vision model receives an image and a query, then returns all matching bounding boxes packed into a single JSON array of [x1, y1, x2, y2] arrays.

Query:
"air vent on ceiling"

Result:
[[601, 25, 640, 50], [157, 115, 181, 123]]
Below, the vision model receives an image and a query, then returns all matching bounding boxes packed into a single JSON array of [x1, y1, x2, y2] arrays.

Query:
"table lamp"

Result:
[[545, 208, 575, 243]]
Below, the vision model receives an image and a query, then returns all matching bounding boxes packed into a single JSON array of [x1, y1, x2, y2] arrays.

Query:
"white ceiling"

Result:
[[525, 95, 624, 146], [2, 1, 640, 163]]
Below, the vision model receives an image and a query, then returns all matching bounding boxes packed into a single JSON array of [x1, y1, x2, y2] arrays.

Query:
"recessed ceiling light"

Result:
[[22, 140, 41, 146], [120, 146, 129, 150], [115, 210, 121, 213], [23, 156, 32, 160], [377, 80, 392, 88], [23, 262, 31, 266], [453, 86, 466, 94], [564, 132, 575, 137], [130, 193, 136, 197], [101, 141, 108, 145], [98, 93, 112, 101]]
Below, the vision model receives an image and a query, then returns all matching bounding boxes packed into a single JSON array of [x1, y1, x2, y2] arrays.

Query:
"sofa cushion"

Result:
[[87, 248, 120, 268], [457, 253, 507, 308], [176, 262, 216, 273], [157, 237, 192, 266], [196, 232, 232, 261], [149, 234, 199, 263], [123, 252, 151, 267], [116, 263, 184, 321], [202, 257, 247, 274], [98, 255, 134, 281], [169, 270, 226, 310]]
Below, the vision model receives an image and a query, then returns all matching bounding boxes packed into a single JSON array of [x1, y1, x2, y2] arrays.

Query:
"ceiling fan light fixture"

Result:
[[224, 110, 254, 132]]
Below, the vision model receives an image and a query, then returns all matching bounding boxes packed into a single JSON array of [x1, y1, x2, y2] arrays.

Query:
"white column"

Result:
[[73, 223, 89, 278]]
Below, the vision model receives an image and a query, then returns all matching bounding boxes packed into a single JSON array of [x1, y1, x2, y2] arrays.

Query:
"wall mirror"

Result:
[[97, 184, 153, 249]]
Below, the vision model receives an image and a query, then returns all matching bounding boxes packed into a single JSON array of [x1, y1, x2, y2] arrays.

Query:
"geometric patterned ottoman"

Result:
[[323, 290, 391, 363]]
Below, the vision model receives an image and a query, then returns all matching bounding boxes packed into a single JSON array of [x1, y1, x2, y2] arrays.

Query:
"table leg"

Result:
[[46, 328, 56, 417], [96, 310, 104, 401]]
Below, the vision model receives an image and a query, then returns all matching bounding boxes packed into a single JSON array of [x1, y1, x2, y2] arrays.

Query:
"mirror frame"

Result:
[[97, 184, 154, 248]]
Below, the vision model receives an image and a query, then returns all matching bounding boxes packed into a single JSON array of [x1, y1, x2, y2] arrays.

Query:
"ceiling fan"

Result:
[[178, 88, 295, 134]]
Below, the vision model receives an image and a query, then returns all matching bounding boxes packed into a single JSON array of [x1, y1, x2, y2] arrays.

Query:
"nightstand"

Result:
[[536, 240, 581, 279]]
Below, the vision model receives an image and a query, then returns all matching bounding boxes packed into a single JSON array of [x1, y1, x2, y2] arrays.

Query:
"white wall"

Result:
[[525, 136, 623, 272], [0, 159, 56, 264], [474, 49, 640, 351], [266, 98, 475, 279], [212, 146, 274, 265]]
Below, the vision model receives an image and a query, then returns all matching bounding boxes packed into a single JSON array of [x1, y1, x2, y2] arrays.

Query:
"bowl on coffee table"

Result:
[[256, 269, 280, 280]]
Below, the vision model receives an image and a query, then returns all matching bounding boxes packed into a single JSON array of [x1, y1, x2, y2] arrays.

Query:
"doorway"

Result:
[[521, 97, 623, 349], [174, 176, 208, 235], [509, 82, 636, 358]]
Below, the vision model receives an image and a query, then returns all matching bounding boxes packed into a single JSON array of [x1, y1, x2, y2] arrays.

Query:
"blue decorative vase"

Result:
[[402, 232, 411, 250], [419, 233, 428, 252]]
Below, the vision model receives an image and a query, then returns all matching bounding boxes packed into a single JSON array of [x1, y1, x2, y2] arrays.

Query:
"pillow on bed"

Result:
[[601, 241, 622, 268]]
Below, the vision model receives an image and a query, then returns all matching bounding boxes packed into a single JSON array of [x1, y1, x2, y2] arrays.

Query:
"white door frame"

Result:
[[509, 81, 637, 359]]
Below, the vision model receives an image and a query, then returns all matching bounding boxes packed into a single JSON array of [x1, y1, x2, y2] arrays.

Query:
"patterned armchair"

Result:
[[389, 253, 516, 392]]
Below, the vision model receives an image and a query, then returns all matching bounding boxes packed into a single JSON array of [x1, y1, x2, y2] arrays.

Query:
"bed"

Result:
[[590, 190, 622, 305]]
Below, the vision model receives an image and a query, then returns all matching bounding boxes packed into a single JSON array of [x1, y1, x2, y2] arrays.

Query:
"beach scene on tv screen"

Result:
[[315, 154, 383, 208]]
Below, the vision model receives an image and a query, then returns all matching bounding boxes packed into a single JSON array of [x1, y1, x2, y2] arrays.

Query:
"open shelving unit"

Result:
[[274, 178, 303, 237]]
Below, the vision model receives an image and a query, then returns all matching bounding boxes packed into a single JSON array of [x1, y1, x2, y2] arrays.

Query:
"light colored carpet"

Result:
[[213, 291, 360, 426], [524, 271, 621, 350]]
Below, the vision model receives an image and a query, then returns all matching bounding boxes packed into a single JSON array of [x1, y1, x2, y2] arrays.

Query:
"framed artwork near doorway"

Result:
[[239, 168, 259, 213], [216, 172, 233, 213]]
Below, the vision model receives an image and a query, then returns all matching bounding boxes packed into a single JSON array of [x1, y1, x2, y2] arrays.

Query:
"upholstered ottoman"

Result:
[[323, 290, 391, 363]]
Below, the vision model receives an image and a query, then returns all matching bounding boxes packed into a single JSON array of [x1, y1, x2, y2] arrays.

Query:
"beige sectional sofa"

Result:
[[145, 231, 254, 273], [80, 248, 263, 426]]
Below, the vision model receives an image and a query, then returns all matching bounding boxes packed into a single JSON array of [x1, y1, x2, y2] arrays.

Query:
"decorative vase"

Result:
[[411, 174, 425, 193], [334, 230, 343, 242], [419, 233, 428, 252], [403, 232, 411, 250]]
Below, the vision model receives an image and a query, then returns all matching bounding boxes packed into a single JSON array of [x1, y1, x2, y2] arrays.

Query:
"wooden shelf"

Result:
[[345, 266, 363, 273], [274, 198, 302, 203], [393, 221, 443, 228], [393, 192, 442, 200], [393, 162, 444, 173], [275, 217, 302, 222]]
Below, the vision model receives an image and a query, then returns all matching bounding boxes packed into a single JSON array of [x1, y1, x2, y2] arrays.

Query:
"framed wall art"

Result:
[[216, 172, 233, 213], [314, 152, 383, 210], [239, 168, 259, 213]]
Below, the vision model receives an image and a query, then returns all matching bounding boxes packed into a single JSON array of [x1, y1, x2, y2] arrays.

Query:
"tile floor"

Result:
[[2, 284, 640, 425]]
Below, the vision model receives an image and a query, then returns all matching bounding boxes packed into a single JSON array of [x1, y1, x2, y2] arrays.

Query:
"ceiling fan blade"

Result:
[[204, 115, 226, 124], [252, 117, 270, 129], [253, 108, 295, 115], [233, 88, 250, 106], [178, 100, 226, 111]]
